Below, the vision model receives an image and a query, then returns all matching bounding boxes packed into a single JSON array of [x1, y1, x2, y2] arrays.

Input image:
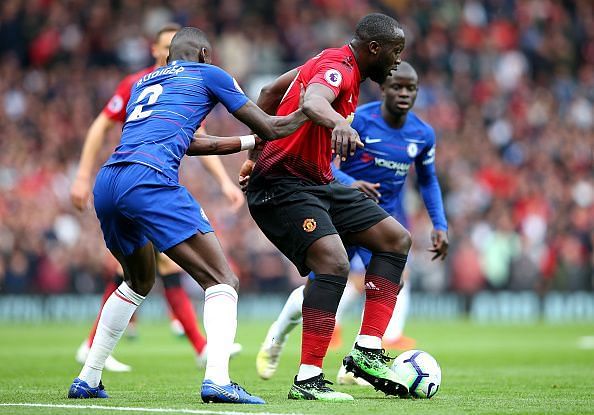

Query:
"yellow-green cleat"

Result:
[[343, 343, 409, 397], [288, 374, 354, 401], [256, 341, 284, 380]]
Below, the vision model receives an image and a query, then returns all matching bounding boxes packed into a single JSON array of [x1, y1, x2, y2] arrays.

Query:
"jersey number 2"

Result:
[[127, 84, 163, 122]]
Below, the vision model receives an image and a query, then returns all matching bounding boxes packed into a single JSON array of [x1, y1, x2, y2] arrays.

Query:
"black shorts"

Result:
[[247, 180, 389, 276]]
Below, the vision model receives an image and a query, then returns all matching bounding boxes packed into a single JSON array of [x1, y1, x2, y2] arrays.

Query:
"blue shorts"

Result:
[[93, 163, 213, 256]]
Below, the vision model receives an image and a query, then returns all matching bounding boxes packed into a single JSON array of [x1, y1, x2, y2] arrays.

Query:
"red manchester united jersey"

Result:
[[252, 45, 361, 185], [101, 66, 156, 123]]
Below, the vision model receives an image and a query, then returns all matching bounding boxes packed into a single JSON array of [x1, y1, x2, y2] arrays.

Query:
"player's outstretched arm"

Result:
[[196, 127, 245, 211], [302, 84, 363, 160], [232, 100, 307, 141], [186, 132, 260, 156], [415, 134, 449, 260], [70, 113, 115, 211], [258, 68, 300, 115]]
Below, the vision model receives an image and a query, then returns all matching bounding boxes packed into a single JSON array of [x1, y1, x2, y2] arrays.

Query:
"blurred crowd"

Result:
[[0, 0, 592, 295]]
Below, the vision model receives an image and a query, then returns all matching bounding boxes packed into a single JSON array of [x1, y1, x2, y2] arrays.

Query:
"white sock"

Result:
[[355, 335, 382, 350], [336, 280, 361, 325], [266, 285, 304, 345], [203, 284, 238, 385], [79, 282, 144, 387], [384, 282, 410, 341], [296, 364, 322, 381]]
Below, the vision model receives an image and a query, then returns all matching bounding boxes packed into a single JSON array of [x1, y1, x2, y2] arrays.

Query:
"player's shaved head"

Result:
[[168, 27, 212, 64], [350, 13, 405, 83], [355, 13, 403, 43]]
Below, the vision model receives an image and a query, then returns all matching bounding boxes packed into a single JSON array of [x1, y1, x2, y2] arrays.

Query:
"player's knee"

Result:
[[322, 256, 350, 278], [392, 228, 412, 254], [217, 273, 239, 291], [379, 227, 412, 255], [126, 278, 155, 297]]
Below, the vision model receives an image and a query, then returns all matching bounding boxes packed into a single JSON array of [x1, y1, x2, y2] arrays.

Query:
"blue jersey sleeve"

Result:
[[415, 127, 448, 231], [351, 111, 363, 131], [331, 162, 356, 186], [206, 66, 249, 113]]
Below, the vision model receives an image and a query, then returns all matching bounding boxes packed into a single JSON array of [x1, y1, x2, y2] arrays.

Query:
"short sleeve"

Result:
[[102, 75, 134, 123], [308, 58, 352, 98], [206, 66, 250, 113]]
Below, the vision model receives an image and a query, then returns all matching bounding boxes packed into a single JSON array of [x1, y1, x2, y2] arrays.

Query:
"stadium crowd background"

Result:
[[0, 0, 592, 296]]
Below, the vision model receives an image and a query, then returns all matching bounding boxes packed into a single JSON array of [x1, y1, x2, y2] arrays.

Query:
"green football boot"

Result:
[[288, 374, 354, 401], [343, 343, 409, 397]]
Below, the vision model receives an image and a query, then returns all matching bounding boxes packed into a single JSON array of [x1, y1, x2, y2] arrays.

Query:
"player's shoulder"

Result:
[[314, 46, 356, 69], [407, 111, 435, 138]]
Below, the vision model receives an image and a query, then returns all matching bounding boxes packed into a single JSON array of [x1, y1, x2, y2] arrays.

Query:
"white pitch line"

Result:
[[0, 403, 304, 415]]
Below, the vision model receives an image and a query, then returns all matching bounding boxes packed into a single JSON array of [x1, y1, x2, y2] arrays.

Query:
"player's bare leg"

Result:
[[165, 232, 264, 404], [287, 234, 353, 401], [342, 216, 411, 397], [69, 243, 156, 399]]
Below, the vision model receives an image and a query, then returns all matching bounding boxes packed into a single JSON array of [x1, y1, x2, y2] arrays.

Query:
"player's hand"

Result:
[[238, 159, 255, 191], [351, 180, 381, 202], [70, 176, 92, 211], [221, 181, 244, 211], [254, 135, 265, 150], [332, 120, 363, 161], [428, 229, 449, 261]]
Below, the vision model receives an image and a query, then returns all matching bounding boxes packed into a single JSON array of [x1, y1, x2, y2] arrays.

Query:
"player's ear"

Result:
[[199, 47, 211, 64], [368, 40, 380, 57]]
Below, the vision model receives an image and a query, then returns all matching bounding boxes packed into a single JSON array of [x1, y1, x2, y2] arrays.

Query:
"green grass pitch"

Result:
[[0, 319, 593, 414]]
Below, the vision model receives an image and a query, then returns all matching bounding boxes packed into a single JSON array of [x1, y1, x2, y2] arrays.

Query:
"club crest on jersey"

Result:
[[303, 218, 317, 232], [324, 69, 342, 87], [407, 142, 419, 158], [107, 95, 124, 113]]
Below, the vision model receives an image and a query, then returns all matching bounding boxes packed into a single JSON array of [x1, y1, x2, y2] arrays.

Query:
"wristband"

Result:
[[239, 134, 256, 151]]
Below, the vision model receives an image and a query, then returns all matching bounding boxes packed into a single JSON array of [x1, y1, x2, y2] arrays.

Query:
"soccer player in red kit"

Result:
[[70, 23, 243, 372], [242, 13, 410, 401]]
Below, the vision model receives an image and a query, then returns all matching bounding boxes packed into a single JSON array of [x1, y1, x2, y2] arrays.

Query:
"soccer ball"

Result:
[[391, 350, 441, 399]]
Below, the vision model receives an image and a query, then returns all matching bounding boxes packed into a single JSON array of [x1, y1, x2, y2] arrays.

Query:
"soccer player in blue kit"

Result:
[[68, 27, 307, 404], [256, 62, 449, 384]]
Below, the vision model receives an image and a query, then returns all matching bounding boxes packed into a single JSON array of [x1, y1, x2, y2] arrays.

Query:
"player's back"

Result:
[[250, 45, 361, 187], [105, 61, 248, 181], [102, 66, 156, 123]]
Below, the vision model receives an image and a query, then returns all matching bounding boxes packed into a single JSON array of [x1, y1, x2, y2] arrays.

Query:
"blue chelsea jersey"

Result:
[[104, 61, 249, 181], [338, 101, 447, 231]]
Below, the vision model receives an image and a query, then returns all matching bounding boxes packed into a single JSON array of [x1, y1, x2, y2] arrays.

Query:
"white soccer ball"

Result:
[[391, 349, 441, 399]]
